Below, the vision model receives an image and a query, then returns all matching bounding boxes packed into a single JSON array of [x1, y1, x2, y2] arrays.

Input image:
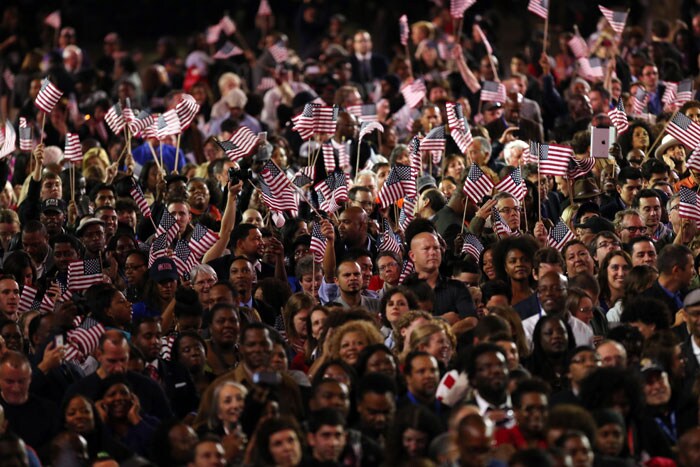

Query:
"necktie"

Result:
[[147, 363, 160, 383]]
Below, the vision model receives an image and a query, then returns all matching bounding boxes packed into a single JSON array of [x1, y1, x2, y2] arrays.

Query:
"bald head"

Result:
[[0, 351, 31, 405], [338, 207, 368, 246], [597, 340, 627, 368]]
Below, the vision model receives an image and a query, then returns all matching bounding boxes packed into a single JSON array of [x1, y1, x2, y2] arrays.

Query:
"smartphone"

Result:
[[55, 335, 64, 347], [590, 127, 616, 158], [252, 371, 282, 386]]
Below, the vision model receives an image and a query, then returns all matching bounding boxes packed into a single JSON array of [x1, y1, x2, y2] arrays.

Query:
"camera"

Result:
[[228, 167, 252, 185]]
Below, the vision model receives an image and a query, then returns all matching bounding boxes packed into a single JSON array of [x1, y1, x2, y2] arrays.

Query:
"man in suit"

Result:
[[398, 351, 448, 422], [350, 31, 387, 94], [464, 343, 514, 429], [643, 244, 693, 317], [131, 318, 199, 418], [680, 290, 700, 392]]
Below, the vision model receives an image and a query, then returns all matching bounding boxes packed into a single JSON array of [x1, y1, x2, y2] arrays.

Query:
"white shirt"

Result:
[[522, 312, 594, 351], [691, 337, 700, 367]]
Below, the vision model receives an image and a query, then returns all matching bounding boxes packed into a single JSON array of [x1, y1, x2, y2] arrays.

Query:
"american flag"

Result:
[[608, 100, 629, 135], [474, 24, 493, 55], [451, 0, 477, 18], [315, 170, 349, 213], [156, 210, 181, 244], [315, 106, 339, 134], [68, 259, 103, 291], [291, 103, 316, 140], [463, 164, 495, 202], [480, 81, 507, 104], [688, 147, 700, 172], [268, 41, 289, 64], [18, 285, 53, 314], [631, 88, 648, 115], [260, 160, 298, 213], [421, 126, 446, 152], [219, 15, 236, 35], [494, 167, 526, 200], [527, 0, 549, 20], [64, 321, 106, 363], [218, 126, 259, 162], [359, 121, 383, 141], [568, 157, 596, 179], [398, 258, 415, 284], [105, 102, 126, 134], [206, 24, 222, 44], [322, 143, 336, 172], [44, 10, 61, 29], [568, 34, 589, 59], [492, 206, 519, 238], [679, 186, 700, 222], [122, 98, 135, 124], [187, 223, 219, 261], [347, 104, 378, 123], [675, 79, 694, 105], [336, 141, 350, 171], [175, 93, 200, 130], [172, 240, 192, 277], [0, 120, 16, 159], [446, 102, 467, 133], [309, 222, 326, 262], [461, 233, 484, 261], [578, 57, 604, 81], [129, 110, 155, 136], [130, 182, 152, 219], [399, 15, 409, 46], [293, 166, 315, 188], [213, 41, 244, 59], [662, 82, 678, 106], [378, 164, 417, 208], [400, 196, 416, 231], [599, 5, 627, 35], [64, 133, 82, 163], [667, 112, 700, 149], [379, 218, 402, 255], [401, 80, 427, 109], [156, 110, 181, 139], [149, 231, 170, 267], [257, 77, 277, 93], [18, 117, 32, 152], [35, 78, 63, 113], [525, 141, 572, 176], [257, 0, 272, 16], [409, 136, 422, 172], [548, 219, 576, 251]]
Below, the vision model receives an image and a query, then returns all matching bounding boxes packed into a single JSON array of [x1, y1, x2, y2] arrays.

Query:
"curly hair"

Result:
[[327, 320, 384, 362], [492, 235, 539, 285]]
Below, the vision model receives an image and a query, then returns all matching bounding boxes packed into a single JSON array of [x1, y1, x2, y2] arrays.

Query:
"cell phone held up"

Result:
[[252, 371, 282, 386], [228, 167, 252, 185]]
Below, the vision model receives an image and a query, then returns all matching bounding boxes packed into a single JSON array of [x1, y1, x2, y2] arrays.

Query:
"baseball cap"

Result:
[[149, 257, 179, 283], [42, 198, 66, 214], [574, 216, 615, 233]]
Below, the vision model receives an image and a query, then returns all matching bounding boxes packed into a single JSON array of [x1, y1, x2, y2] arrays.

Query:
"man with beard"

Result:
[[131, 318, 198, 418], [200, 323, 304, 422], [464, 343, 513, 428], [633, 189, 673, 245], [522, 271, 594, 348], [335, 207, 377, 258], [495, 378, 550, 450], [332, 258, 379, 312], [39, 199, 67, 237], [20, 220, 53, 282], [76, 217, 106, 260], [398, 351, 448, 421], [355, 372, 397, 448], [90, 183, 116, 209]]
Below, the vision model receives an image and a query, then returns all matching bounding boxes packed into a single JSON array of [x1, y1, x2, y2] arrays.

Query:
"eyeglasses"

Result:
[[578, 307, 595, 314], [597, 241, 621, 249], [498, 207, 521, 215], [623, 226, 647, 233]]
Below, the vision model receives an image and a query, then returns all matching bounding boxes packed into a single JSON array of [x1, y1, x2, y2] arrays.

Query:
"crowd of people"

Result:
[[3, 1, 700, 467]]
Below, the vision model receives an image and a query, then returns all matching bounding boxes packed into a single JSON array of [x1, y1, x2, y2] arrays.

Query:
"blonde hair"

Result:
[[393, 310, 432, 352], [327, 320, 383, 361]]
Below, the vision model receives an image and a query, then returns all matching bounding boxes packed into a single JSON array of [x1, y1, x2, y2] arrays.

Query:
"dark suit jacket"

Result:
[[350, 54, 388, 84], [681, 336, 699, 393], [642, 281, 683, 316], [601, 196, 626, 220], [151, 359, 199, 418]]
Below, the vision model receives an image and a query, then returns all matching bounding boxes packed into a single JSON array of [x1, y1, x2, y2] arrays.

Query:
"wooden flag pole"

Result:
[[174, 133, 182, 173], [40, 112, 47, 145], [355, 135, 362, 177], [543, 14, 549, 55], [460, 194, 469, 234], [147, 141, 164, 172]]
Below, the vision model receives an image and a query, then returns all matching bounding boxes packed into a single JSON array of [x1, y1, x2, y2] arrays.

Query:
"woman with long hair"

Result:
[[379, 286, 419, 351], [597, 250, 632, 313], [525, 315, 576, 392]]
